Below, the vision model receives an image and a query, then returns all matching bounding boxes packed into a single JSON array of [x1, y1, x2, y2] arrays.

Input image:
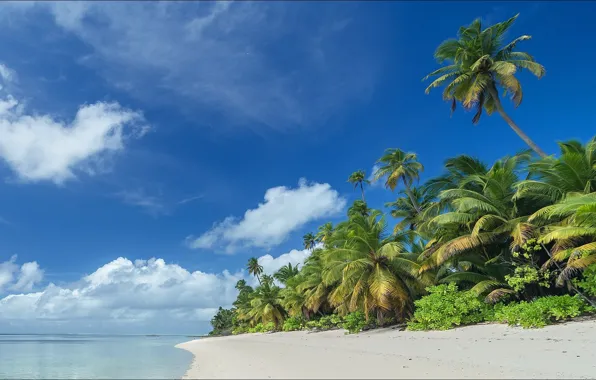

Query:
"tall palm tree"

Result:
[[274, 263, 300, 285], [323, 211, 428, 323], [247, 279, 286, 328], [303, 233, 316, 250], [347, 170, 370, 201], [423, 14, 547, 157], [315, 222, 334, 246], [247, 257, 264, 285], [374, 148, 424, 213]]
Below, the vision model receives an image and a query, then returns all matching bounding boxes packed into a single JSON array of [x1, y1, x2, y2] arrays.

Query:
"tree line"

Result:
[[208, 14, 596, 336]]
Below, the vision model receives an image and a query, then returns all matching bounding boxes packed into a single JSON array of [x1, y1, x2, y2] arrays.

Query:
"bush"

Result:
[[283, 316, 305, 331], [342, 311, 369, 334], [576, 265, 596, 297], [304, 314, 344, 331], [407, 283, 492, 331], [492, 295, 594, 328]]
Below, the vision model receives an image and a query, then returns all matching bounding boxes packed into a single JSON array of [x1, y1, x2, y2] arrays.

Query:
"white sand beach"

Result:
[[176, 320, 596, 379]]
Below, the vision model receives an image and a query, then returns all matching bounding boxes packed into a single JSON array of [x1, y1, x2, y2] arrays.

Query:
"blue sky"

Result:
[[0, 1, 594, 334]]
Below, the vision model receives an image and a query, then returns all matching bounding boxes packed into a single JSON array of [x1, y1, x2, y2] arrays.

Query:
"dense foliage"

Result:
[[207, 14, 596, 337]]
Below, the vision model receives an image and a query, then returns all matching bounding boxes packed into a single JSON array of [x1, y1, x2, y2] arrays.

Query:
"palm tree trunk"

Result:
[[402, 179, 421, 214], [487, 85, 547, 158], [360, 182, 366, 202]]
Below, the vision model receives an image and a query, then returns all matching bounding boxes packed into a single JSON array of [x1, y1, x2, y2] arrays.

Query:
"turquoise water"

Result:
[[0, 334, 195, 379]]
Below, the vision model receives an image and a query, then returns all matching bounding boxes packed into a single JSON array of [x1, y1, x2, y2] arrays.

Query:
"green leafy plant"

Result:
[[282, 316, 305, 332], [342, 311, 369, 334], [492, 295, 594, 328], [576, 264, 596, 297], [407, 284, 492, 331]]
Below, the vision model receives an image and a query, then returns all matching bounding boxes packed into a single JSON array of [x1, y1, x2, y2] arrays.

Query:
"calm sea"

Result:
[[0, 334, 195, 379]]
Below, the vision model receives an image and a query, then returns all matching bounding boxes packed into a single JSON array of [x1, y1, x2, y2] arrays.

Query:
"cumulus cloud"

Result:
[[6, 2, 379, 131], [187, 179, 346, 253], [0, 64, 147, 184], [0, 257, 242, 332], [0, 255, 44, 292], [0, 247, 311, 333], [368, 164, 383, 188]]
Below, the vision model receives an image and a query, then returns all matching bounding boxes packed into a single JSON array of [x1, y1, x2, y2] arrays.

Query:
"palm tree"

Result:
[[247, 279, 286, 328], [385, 186, 435, 232], [274, 263, 300, 285], [247, 257, 264, 285], [303, 233, 316, 250], [348, 200, 370, 218], [315, 222, 334, 246], [323, 211, 428, 323], [348, 170, 370, 201], [516, 137, 596, 204], [423, 14, 547, 157], [374, 148, 424, 213]]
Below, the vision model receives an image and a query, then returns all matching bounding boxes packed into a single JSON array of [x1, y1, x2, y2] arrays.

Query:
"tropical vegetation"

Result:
[[207, 14, 596, 337]]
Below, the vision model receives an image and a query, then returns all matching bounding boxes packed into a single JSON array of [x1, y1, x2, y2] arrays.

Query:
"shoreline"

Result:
[[175, 320, 596, 379]]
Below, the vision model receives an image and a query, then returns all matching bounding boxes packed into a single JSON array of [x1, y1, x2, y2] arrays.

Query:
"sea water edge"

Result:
[[0, 334, 196, 379]]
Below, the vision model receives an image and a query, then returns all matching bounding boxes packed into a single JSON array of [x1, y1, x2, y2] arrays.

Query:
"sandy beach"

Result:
[[176, 320, 596, 379]]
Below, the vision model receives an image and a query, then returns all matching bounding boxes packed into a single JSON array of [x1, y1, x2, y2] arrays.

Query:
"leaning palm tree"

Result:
[[347, 170, 370, 201], [374, 148, 424, 213], [423, 14, 547, 157], [303, 233, 316, 250], [247, 257, 264, 285], [323, 210, 429, 323]]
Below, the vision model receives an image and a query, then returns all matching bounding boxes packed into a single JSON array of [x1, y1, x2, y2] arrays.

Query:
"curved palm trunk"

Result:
[[487, 85, 547, 158]]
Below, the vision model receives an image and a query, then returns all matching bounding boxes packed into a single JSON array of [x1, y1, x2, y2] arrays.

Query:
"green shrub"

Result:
[[282, 316, 305, 331], [342, 311, 369, 334], [247, 323, 265, 333], [492, 295, 593, 328], [576, 265, 596, 297], [263, 322, 276, 332], [304, 314, 344, 330], [407, 283, 492, 331]]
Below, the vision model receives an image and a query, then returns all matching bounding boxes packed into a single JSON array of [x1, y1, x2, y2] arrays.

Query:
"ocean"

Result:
[[0, 334, 195, 379]]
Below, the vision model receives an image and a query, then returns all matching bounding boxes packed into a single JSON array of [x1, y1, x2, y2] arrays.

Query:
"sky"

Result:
[[0, 1, 594, 335]]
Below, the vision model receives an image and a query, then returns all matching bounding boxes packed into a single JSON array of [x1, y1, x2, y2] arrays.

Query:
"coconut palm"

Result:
[[323, 211, 429, 323], [247, 279, 286, 328], [374, 148, 424, 213], [247, 257, 264, 285], [303, 233, 316, 250], [315, 222, 334, 246], [419, 154, 538, 300], [295, 248, 334, 315], [516, 137, 596, 204], [348, 200, 370, 218], [385, 186, 435, 232], [348, 170, 370, 201], [423, 14, 547, 157], [274, 263, 300, 285]]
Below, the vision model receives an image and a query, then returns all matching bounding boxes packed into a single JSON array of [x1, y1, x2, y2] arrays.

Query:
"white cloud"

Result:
[[0, 257, 242, 333], [0, 63, 16, 84], [0, 247, 310, 334], [115, 189, 167, 216], [187, 179, 346, 253], [0, 64, 147, 184], [0, 255, 43, 292], [7, 2, 378, 131], [368, 164, 383, 188]]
